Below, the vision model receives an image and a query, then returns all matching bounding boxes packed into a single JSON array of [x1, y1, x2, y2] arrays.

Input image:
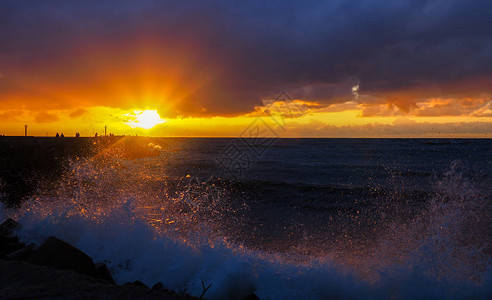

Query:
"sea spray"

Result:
[[14, 195, 360, 299], [3, 140, 490, 299]]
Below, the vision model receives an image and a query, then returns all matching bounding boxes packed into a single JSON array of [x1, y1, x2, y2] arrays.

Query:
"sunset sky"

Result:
[[0, 0, 491, 137]]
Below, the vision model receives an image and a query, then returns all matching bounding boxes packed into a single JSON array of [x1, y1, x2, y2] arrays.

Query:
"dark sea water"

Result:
[[1, 138, 491, 299]]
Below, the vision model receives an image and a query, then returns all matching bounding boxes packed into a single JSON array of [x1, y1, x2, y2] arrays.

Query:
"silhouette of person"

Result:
[[55, 132, 59, 138], [60, 133, 64, 138]]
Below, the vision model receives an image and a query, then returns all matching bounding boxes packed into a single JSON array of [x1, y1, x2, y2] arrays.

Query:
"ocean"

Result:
[[1, 137, 491, 299]]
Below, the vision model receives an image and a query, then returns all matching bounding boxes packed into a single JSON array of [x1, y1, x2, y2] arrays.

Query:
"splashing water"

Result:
[[1, 140, 490, 299]]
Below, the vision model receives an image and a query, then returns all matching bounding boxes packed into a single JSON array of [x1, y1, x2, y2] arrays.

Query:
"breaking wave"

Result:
[[1, 149, 490, 299]]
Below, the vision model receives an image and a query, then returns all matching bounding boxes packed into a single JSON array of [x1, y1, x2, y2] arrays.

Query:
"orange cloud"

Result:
[[69, 108, 87, 118], [34, 111, 59, 123], [283, 120, 491, 138], [356, 95, 492, 118], [0, 109, 25, 121]]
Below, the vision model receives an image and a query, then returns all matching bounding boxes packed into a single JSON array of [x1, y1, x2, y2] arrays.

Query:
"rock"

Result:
[[0, 235, 24, 258], [151, 283, 177, 297], [0, 260, 201, 299], [6, 244, 34, 261], [123, 280, 152, 290], [27, 237, 98, 278], [0, 218, 20, 237], [131, 280, 149, 288], [0, 219, 23, 258], [243, 293, 260, 300], [152, 282, 164, 291], [95, 262, 116, 284]]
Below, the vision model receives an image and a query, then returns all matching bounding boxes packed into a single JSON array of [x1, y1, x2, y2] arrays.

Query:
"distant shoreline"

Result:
[[0, 136, 490, 139]]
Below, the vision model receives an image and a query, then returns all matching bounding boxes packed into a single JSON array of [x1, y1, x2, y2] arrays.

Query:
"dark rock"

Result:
[[6, 244, 34, 261], [131, 280, 148, 288], [123, 280, 149, 289], [164, 288, 177, 296], [0, 218, 20, 237], [243, 293, 260, 300], [0, 235, 24, 258], [152, 282, 164, 291], [0, 260, 201, 299], [95, 262, 116, 284], [27, 236, 98, 278]]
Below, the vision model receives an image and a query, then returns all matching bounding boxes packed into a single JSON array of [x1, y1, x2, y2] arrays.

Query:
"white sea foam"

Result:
[[11, 196, 490, 299]]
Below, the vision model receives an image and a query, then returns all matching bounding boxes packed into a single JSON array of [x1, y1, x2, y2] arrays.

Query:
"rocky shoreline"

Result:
[[0, 218, 223, 300]]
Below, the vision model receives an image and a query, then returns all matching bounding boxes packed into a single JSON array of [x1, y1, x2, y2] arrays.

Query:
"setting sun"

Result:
[[124, 110, 166, 129]]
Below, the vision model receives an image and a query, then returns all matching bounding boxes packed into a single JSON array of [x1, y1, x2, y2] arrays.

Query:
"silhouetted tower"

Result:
[[105, 125, 107, 136], [24, 124, 28, 137]]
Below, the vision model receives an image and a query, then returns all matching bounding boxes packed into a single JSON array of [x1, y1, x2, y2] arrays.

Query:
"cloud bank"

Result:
[[0, 0, 491, 120]]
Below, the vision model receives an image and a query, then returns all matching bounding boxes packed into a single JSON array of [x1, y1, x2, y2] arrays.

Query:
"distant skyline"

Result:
[[0, 0, 491, 137]]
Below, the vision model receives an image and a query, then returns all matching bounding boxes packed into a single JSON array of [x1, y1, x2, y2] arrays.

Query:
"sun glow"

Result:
[[124, 110, 166, 129]]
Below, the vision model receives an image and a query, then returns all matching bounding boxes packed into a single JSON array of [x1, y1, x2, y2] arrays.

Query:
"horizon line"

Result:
[[1, 135, 490, 139]]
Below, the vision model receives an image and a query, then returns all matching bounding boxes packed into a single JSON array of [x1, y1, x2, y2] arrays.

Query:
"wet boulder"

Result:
[[243, 293, 260, 300], [151, 282, 164, 291], [0, 235, 24, 258], [124, 280, 148, 288], [95, 262, 116, 284], [27, 237, 98, 278], [0, 219, 24, 258], [0, 218, 20, 237], [6, 244, 34, 261]]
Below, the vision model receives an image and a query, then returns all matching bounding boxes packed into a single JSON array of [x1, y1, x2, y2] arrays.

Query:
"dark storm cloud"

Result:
[[0, 0, 491, 115]]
